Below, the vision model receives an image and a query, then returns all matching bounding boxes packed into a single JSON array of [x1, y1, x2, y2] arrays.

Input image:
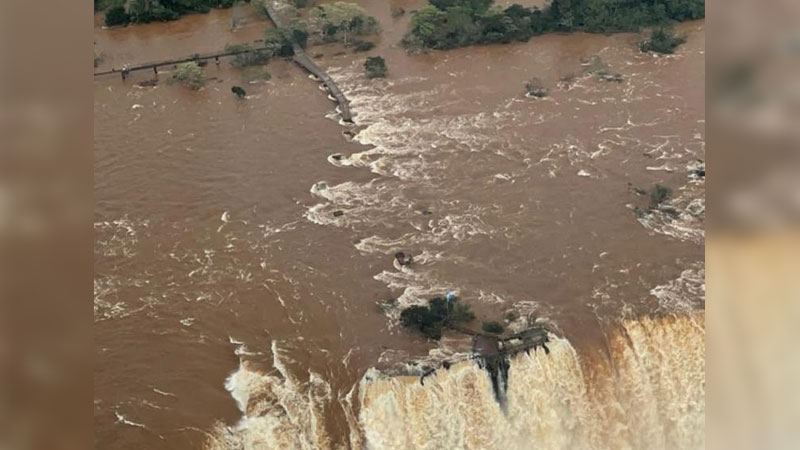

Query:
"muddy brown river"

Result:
[[94, 2, 705, 449]]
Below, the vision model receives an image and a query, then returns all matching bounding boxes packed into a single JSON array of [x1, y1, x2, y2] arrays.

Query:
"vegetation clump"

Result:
[[649, 184, 672, 209], [352, 40, 376, 52], [482, 321, 505, 334], [583, 56, 623, 82], [225, 43, 272, 67], [308, 2, 380, 45], [400, 296, 475, 340], [173, 62, 205, 90], [231, 86, 247, 98], [639, 27, 687, 54], [364, 56, 388, 78], [525, 77, 548, 98], [403, 0, 703, 51]]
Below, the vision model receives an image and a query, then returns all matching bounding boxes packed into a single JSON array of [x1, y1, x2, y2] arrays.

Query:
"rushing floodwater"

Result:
[[94, 3, 705, 449]]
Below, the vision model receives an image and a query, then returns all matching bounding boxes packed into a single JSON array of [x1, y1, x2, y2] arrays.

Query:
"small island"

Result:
[[399, 294, 550, 404]]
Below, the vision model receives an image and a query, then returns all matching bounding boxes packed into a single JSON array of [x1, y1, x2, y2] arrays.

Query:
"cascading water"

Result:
[[358, 313, 704, 450]]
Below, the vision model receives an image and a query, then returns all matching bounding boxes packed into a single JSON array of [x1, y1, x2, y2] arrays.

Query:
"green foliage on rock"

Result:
[[400, 296, 475, 340], [364, 56, 387, 78], [403, 0, 704, 51], [173, 62, 205, 90], [639, 27, 687, 54], [482, 321, 505, 334]]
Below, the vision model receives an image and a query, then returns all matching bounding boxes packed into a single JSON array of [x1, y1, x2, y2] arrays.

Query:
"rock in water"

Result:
[[231, 86, 246, 98], [394, 252, 413, 266]]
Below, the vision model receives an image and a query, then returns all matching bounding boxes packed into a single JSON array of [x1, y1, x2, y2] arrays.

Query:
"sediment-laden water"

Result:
[[94, 3, 705, 449]]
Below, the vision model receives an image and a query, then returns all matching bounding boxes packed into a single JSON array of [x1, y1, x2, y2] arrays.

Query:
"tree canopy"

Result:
[[400, 296, 475, 340], [173, 62, 205, 90], [307, 2, 380, 44], [101, 0, 237, 26], [403, 0, 704, 51]]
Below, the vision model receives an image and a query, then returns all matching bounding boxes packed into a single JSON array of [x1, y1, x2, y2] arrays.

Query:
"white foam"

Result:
[[359, 314, 705, 450], [209, 342, 336, 450], [115, 411, 147, 429]]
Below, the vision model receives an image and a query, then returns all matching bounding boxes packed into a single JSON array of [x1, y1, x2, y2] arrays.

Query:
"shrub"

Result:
[[308, 2, 380, 44], [403, 0, 704, 51], [639, 27, 687, 54], [173, 62, 205, 90], [649, 184, 671, 209], [105, 5, 130, 26], [482, 321, 505, 334], [364, 56, 387, 78], [400, 305, 444, 339], [584, 55, 623, 82], [231, 86, 247, 98]]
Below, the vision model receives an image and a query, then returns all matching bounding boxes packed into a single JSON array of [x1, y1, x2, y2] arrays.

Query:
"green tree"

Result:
[[225, 43, 271, 66], [648, 183, 672, 209], [364, 56, 387, 78], [639, 27, 687, 54], [404, 5, 446, 49], [231, 86, 247, 98], [308, 2, 380, 45], [430, 0, 492, 14], [482, 321, 505, 334], [173, 62, 205, 90]]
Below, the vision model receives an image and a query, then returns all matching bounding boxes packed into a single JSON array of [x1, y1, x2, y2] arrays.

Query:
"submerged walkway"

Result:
[[262, 1, 353, 122]]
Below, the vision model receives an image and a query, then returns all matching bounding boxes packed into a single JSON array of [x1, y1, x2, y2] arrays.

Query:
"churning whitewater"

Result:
[[205, 314, 704, 450], [359, 314, 704, 450]]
